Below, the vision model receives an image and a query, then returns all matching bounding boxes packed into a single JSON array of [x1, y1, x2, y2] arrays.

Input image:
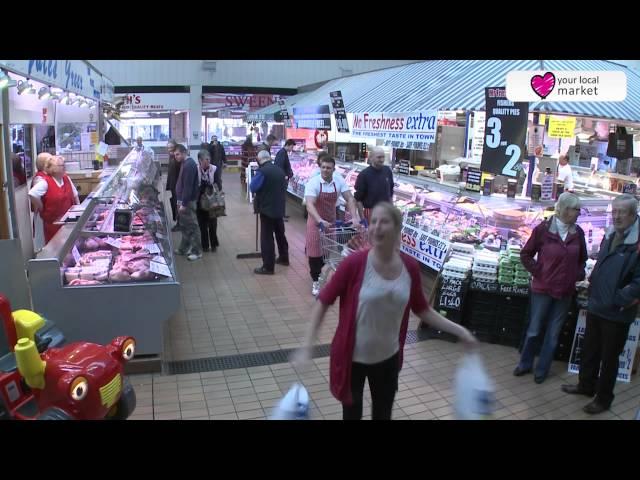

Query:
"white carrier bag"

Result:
[[270, 383, 310, 420], [454, 353, 495, 420]]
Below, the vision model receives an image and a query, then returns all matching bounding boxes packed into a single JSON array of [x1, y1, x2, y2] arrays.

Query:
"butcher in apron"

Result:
[[304, 155, 360, 296]]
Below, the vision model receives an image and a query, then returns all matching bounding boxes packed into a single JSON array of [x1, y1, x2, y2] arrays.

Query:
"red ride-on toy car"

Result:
[[0, 294, 136, 420]]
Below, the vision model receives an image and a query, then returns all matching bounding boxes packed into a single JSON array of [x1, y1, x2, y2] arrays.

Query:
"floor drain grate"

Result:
[[166, 329, 434, 375]]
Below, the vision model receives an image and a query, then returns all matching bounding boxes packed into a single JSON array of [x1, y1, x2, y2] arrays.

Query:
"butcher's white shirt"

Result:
[[29, 175, 79, 200], [557, 163, 574, 190], [304, 173, 350, 199]]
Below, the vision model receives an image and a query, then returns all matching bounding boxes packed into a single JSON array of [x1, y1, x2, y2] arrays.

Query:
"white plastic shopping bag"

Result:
[[454, 353, 495, 420], [270, 383, 310, 420]]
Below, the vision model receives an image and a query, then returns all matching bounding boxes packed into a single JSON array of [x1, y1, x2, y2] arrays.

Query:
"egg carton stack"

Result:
[[441, 243, 475, 279], [472, 250, 500, 283], [498, 246, 530, 286]]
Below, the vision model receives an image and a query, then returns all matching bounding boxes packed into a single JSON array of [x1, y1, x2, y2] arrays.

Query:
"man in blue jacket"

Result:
[[174, 144, 202, 261], [250, 150, 289, 274], [562, 194, 640, 414]]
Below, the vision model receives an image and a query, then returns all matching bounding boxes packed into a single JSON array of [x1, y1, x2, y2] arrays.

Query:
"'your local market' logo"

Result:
[[506, 70, 627, 102]]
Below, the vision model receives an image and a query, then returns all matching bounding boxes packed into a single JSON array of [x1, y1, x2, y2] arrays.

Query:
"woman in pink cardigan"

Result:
[[294, 202, 477, 420]]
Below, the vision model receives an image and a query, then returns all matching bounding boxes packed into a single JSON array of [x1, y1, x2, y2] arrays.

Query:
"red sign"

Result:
[[42, 108, 47, 124], [203, 93, 287, 112]]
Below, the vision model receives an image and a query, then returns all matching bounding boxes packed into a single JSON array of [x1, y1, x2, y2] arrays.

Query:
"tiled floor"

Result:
[[128, 172, 640, 420]]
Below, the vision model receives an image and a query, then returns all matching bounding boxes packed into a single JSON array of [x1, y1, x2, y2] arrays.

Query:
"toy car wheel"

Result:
[[106, 378, 136, 420], [37, 407, 74, 420]]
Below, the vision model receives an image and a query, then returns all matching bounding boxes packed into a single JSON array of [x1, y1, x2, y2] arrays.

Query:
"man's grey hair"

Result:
[[257, 150, 272, 164], [370, 146, 385, 157], [198, 149, 211, 161], [613, 194, 639, 215], [555, 192, 581, 217]]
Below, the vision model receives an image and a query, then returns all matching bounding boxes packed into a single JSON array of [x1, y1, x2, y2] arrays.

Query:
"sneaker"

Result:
[[312, 281, 320, 296], [187, 253, 203, 261]]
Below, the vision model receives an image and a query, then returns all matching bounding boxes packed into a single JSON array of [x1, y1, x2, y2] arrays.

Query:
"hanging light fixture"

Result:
[[59, 92, 72, 105], [0, 70, 17, 88], [38, 86, 52, 100], [17, 79, 36, 95]]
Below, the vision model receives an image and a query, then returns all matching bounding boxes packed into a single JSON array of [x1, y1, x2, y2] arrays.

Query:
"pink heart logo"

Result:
[[530, 72, 556, 99]]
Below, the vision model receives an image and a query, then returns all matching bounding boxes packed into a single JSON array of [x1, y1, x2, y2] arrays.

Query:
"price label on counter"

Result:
[[152, 255, 167, 264], [72, 246, 81, 264], [145, 243, 161, 254], [465, 167, 482, 192], [104, 237, 122, 248], [150, 261, 172, 277]]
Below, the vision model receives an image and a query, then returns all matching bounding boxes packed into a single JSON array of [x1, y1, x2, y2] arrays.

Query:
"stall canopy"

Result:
[[246, 91, 311, 122], [290, 63, 412, 111], [346, 60, 640, 123]]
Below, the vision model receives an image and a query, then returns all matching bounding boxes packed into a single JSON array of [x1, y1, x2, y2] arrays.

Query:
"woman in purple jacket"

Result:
[[514, 192, 587, 384]]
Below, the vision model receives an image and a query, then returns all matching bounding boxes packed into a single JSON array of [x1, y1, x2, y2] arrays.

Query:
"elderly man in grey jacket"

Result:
[[562, 194, 640, 414]]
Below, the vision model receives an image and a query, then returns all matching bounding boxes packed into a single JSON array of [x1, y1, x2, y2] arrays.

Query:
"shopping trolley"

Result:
[[317, 221, 367, 290]]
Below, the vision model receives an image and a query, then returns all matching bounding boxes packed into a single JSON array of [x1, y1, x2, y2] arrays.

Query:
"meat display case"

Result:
[[288, 156, 615, 270], [27, 150, 180, 356]]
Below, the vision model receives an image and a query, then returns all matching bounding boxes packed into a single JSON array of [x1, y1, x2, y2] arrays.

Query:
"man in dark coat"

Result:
[[249, 150, 289, 275], [165, 139, 181, 231], [274, 139, 295, 220], [562, 194, 640, 414]]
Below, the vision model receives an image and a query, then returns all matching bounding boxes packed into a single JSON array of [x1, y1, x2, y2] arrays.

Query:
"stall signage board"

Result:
[[400, 223, 450, 271], [278, 99, 292, 128], [469, 111, 486, 162], [480, 87, 529, 177], [528, 124, 545, 156], [470, 279, 499, 293], [0, 60, 105, 100], [548, 115, 577, 139], [120, 93, 191, 111], [293, 105, 332, 130], [437, 277, 467, 311], [350, 111, 437, 151], [398, 159, 411, 176], [330, 91, 350, 133], [465, 167, 482, 192], [569, 311, 640, 383]]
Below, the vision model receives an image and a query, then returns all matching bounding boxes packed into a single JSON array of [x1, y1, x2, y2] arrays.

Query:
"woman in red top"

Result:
[[29, 155, 79, 243], [294, 202, 477, 420]]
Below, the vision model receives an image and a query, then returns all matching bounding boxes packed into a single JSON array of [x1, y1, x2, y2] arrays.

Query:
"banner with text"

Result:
[[480, 87, 529, 178], [400, 223, 450, 271], [350, 111, 438, 151], [292, 105, 332, 130]]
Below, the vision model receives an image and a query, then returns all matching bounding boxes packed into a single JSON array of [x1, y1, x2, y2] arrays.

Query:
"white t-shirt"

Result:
[[29, 175, 79, 200], [557, 163, 574, 190], [352, 253, 411, 364], [304, 173, 350, 200]]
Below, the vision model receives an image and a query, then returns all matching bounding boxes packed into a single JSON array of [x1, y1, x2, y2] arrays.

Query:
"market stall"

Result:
[[27, 148, 180, 356]]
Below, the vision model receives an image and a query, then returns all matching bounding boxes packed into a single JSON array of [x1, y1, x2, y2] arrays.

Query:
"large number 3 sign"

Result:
[[485, 116, 521, 177]]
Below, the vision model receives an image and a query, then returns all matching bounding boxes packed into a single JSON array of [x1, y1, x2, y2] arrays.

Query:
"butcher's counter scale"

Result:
[[27, 151, 180, 358]]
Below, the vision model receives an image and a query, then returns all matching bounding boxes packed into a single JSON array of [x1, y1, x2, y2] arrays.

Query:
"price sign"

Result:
[[152, 255, 167, 264], [481, 87, 529, 178], [398, 159, 411, 176], [72, 246, 81, 264], [149, 261, 172, 277], [465, 167, 482, 192], [437, 277, 467, 312], [330, 90, 349, 133], [145, 243, 161, 254], [104, 237, 122, 248]]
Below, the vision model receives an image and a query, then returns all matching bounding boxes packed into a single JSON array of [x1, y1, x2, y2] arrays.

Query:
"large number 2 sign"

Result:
[[484, 116, 521, 177]]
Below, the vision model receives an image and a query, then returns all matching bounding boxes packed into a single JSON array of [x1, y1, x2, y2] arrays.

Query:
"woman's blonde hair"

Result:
[[372, 202, 403, 233]]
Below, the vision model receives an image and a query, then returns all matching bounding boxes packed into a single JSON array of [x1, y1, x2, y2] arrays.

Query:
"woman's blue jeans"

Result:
[[517, 292, 572, 379]]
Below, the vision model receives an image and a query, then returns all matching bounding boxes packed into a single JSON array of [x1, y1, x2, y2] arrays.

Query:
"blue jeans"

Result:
[[517, 292, 571, 379]]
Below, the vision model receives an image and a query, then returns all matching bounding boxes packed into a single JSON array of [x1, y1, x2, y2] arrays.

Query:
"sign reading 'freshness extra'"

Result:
[[400, 223, 450, 272], [350, 111, 438, 151]]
